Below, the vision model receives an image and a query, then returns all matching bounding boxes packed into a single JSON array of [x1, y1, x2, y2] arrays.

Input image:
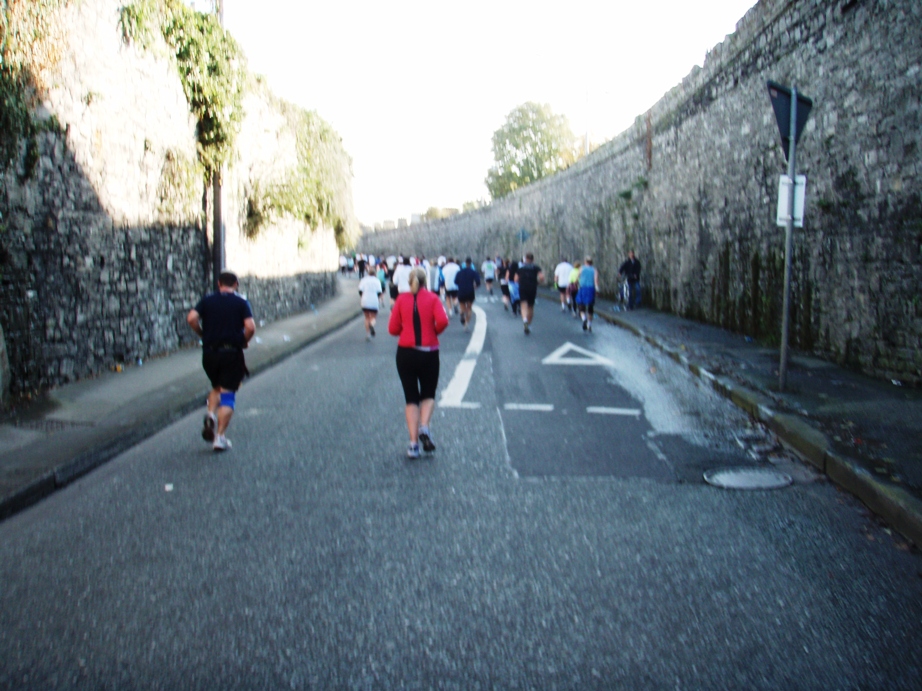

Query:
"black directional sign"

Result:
[[767, 80, 813, 161]]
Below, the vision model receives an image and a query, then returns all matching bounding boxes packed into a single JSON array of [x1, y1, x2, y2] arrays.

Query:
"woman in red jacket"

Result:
[[388, 266, 450, 458]]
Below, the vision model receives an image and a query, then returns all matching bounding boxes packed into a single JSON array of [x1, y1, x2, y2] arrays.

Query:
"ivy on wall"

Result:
[[0, 0, 68, 176], [121, 1, 356, 247], [119, 0, 245, 177], [244, 81, 354, 247], [2, 0, 356, 248]]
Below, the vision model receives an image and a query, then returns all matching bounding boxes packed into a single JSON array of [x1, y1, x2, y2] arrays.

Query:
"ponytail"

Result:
[[409, 267, 427, 295]]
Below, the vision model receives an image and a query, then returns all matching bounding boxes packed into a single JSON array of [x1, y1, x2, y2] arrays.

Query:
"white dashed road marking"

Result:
[[503, 403, 554, 412], [586, 406, 642, 417]]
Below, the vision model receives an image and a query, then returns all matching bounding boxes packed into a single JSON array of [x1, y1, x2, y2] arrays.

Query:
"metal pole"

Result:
[[211, 0, 225, 291], [778, 86, 798, 391], [212, 171, 223, 290]]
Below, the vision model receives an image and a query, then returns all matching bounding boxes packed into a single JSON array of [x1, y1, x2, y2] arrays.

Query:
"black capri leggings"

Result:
[[396, 347, 440, 405]]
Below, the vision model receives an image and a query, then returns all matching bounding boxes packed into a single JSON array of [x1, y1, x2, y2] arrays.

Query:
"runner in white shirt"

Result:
[[392, 257, 413, 294], [358, 268, 383, 340], [481, 256, 497, 297], [441, 258, 461, 317], [553, 259, 574, 312]]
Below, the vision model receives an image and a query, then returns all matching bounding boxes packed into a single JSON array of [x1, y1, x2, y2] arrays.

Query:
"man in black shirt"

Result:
[[455, 257, 481, 332], [186, 271, 256, 452], [515, 252, 545, 335], [618, 250, 642, 310]]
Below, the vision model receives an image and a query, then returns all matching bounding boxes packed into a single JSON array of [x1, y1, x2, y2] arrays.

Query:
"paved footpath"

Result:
[[1, 278, 921, 550]]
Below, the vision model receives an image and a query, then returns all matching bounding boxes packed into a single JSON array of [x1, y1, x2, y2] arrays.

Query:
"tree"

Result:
[[485, 102, 577, 200]]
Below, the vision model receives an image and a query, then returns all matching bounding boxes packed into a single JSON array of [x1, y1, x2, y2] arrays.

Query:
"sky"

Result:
[[196, 0, 759, 226]]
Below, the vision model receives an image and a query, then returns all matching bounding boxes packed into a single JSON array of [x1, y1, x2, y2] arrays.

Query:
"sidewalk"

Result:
[[0, 278, 362, 521], [538, 288, 922, 548]]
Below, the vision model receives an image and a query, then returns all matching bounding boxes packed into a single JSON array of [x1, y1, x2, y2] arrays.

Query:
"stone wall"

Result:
[[360, 0, 922, 385], [0, 0, 349, 399]]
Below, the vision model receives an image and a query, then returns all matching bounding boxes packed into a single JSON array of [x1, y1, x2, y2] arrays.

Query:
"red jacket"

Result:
[[388, 288, 449, 348]]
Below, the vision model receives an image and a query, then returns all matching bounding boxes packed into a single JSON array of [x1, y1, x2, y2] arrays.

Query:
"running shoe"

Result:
[[202, 412, 217, 442], [588, 322, 592, 332], [406, 443, 421, 459], [524, 322, 530, 335], [213, 434, 232, 452], [370, 325, 375, 337], [582, 319, 587, 331], [419, 428, 436, 453]]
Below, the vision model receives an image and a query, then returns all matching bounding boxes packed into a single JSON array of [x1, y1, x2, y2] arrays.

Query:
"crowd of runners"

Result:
[[347, 250, 642, 337], [190, 252, 640, 457], [310, 251, 637, 458]]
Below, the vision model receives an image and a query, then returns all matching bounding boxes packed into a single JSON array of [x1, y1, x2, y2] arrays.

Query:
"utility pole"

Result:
[[211, 0, 225, 290]]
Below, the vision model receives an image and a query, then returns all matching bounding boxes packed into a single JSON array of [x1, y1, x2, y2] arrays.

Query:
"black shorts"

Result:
[[500, 284, 510, 297], [519, 290, 537, 306], [446, 289, 459, 299], [396, 347, 440, 405], [458, 293, 475, 304], [362, 308, 378, 316], [202, 349, 247, 391], [557, 285, 568, 294], [389, 284, 399, 299]]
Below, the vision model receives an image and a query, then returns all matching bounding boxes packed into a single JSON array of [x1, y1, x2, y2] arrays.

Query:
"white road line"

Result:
[[439, 305, 486, 409], [503, 403, 554, 412], [586, 406, 642, 417]]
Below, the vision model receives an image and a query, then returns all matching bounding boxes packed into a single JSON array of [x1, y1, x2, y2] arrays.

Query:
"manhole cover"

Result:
[[704, 467, 793, 490]]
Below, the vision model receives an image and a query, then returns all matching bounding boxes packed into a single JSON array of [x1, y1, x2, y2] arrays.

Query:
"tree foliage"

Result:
[[0, 0, 69, 174], [244, 81, 356, 247], [120, 0, 246, 176], [485, 102, 577, 200]]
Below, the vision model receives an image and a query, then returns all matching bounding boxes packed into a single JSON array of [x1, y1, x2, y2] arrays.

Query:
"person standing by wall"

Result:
[[618, 250, 642, 310], [388, 267, 450, 459], [186, 271, 256, 452]]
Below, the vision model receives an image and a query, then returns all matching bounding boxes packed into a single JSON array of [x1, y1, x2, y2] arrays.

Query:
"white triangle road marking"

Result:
[[541, 342, 615, 367]]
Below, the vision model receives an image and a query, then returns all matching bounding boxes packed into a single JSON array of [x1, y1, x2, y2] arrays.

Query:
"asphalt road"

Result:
[[2, 294, 921, 689]]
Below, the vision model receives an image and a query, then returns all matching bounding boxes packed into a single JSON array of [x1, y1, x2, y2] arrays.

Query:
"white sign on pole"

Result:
[[776, 175, 807, 228]]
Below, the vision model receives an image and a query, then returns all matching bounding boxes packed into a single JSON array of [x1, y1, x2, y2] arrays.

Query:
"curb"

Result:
[[595, 307, 922, 548], [0, 304, 362, 522]]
